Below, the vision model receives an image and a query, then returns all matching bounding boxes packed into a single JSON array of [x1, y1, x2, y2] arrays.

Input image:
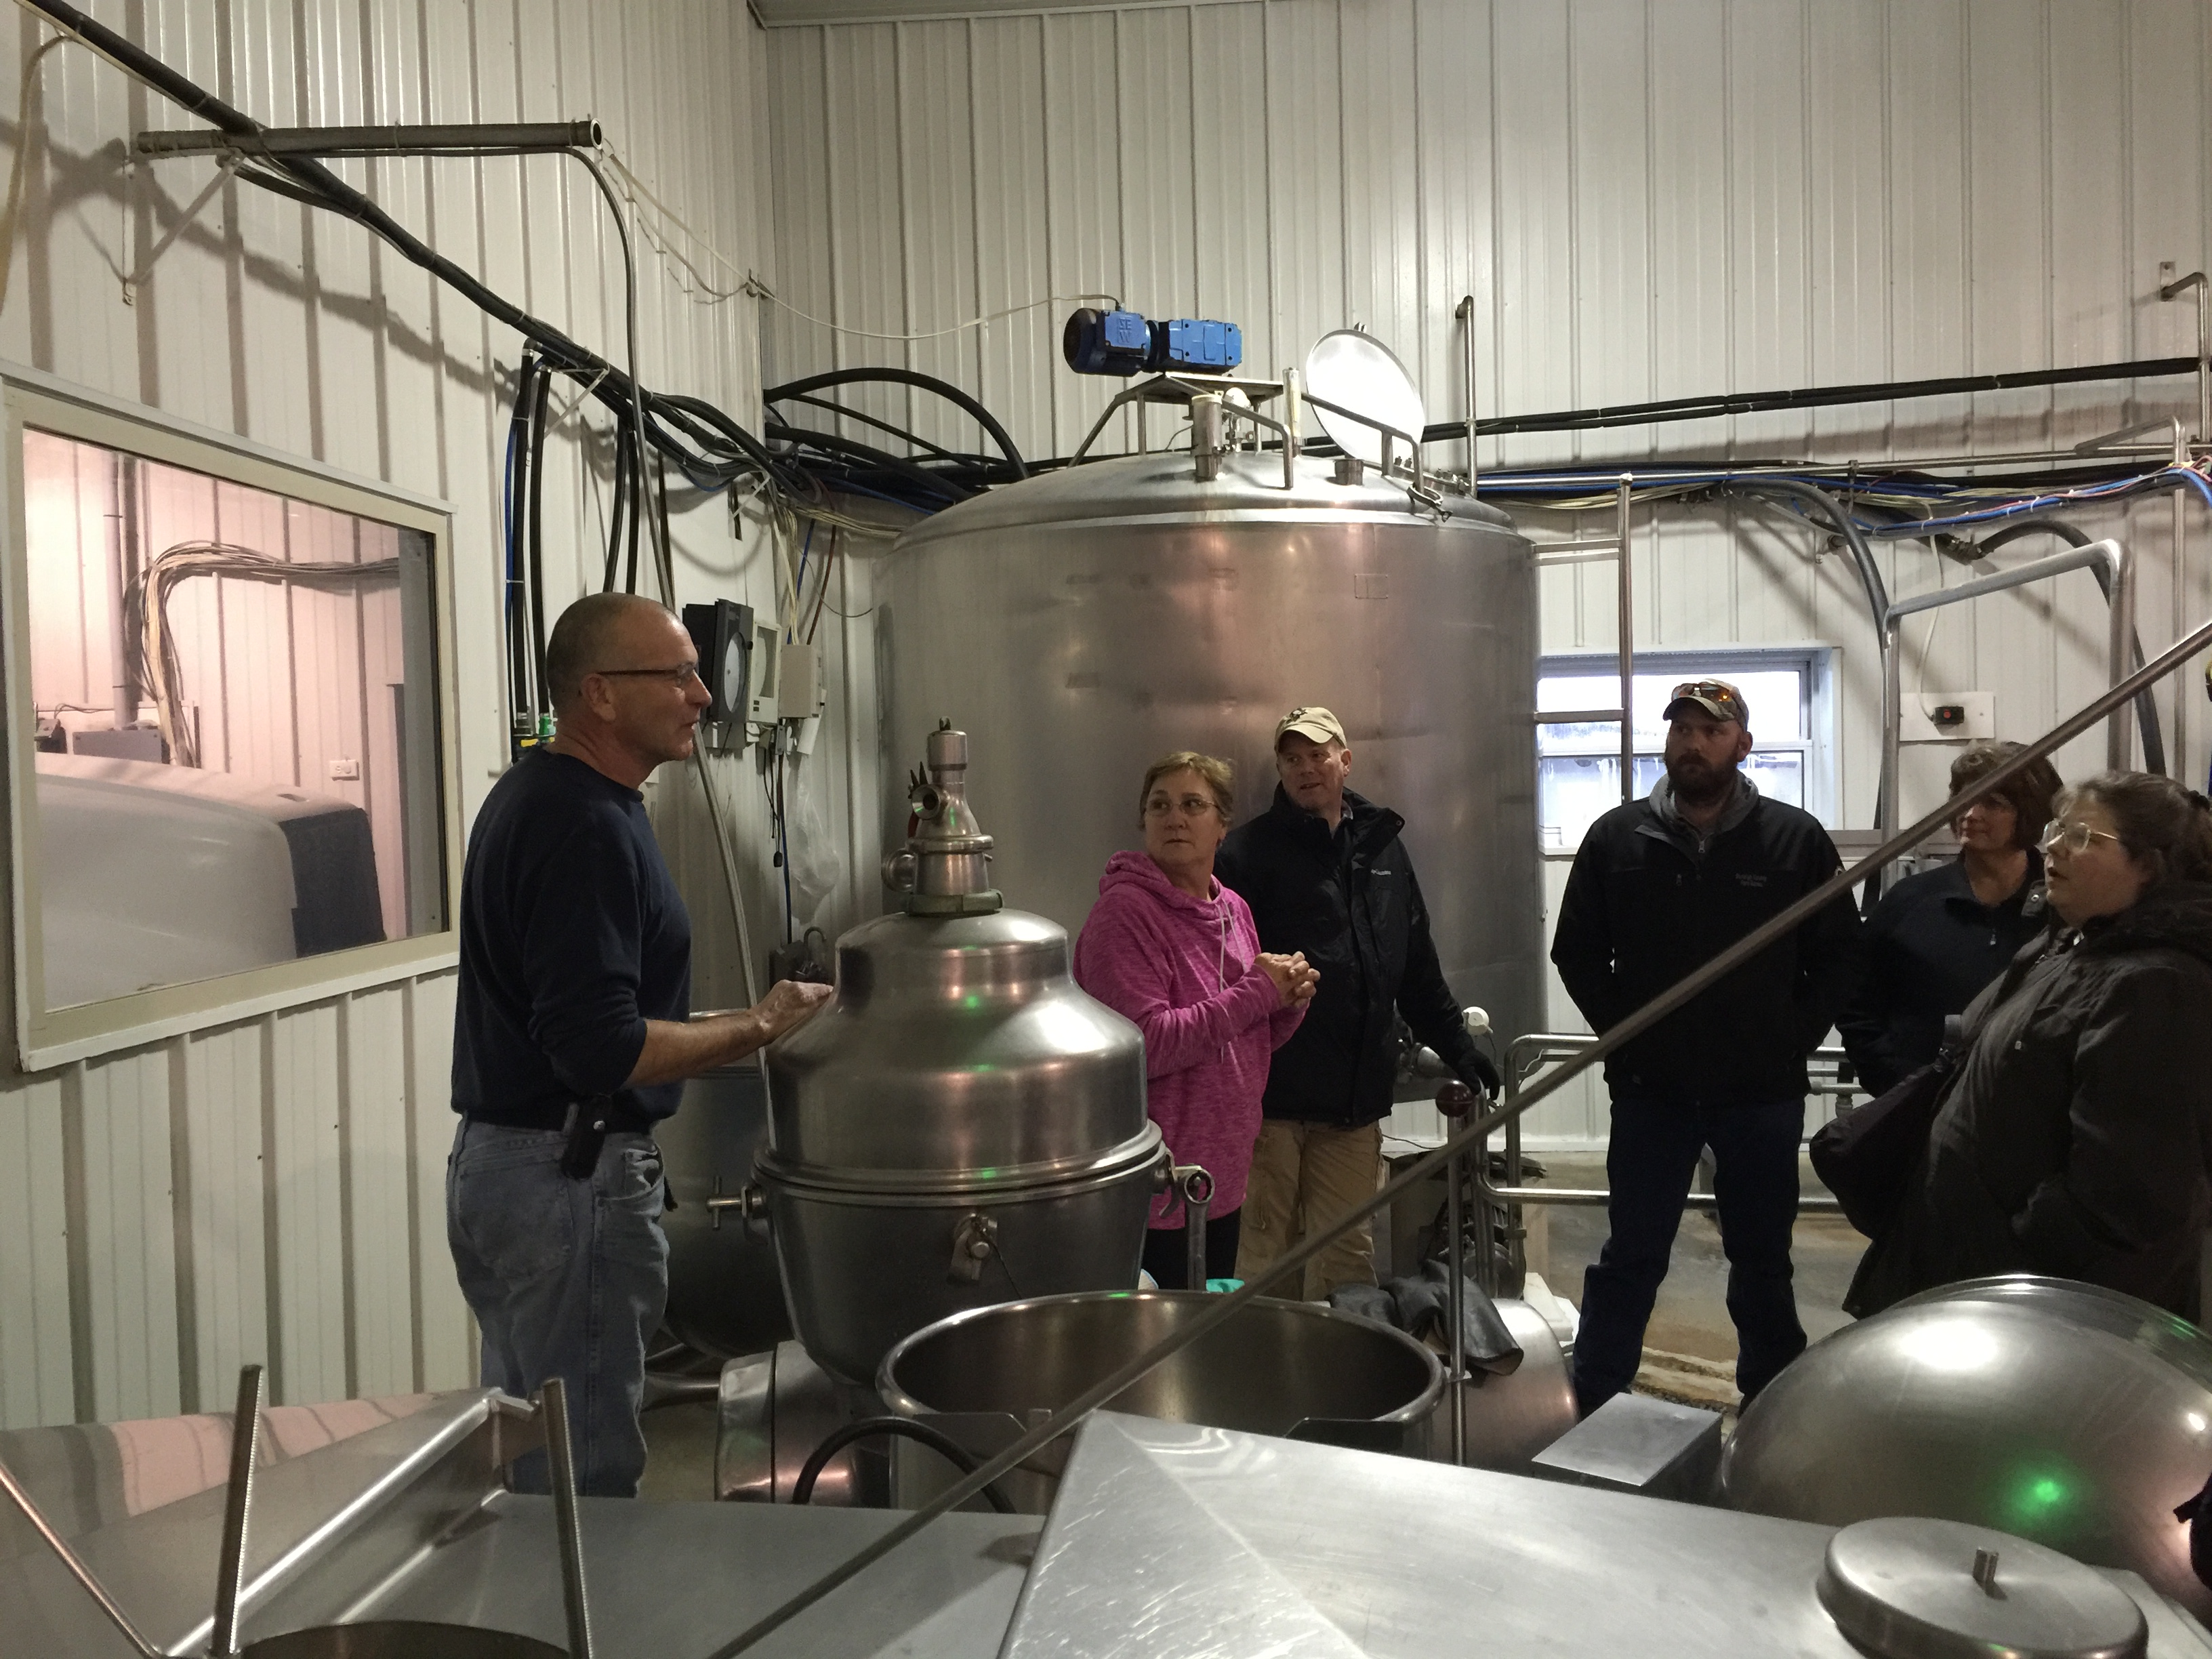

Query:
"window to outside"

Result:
[[1537, 648, 1836, 852], [18, 424, 447, 1016]]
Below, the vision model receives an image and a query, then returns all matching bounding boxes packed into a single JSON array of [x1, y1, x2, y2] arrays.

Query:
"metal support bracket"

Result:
[[121, 155, 237, 306], [133, 119, 600, 161]]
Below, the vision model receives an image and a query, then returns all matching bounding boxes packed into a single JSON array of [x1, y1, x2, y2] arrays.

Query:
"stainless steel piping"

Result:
[[703, 604, 2212, 1659], [0, 1457, 164, 1657], [2160, 270, 2210, 449], [210, 1364, 264, 1654], [541, 1378, 596, 1659], [135, 120, 602, 158], [1456, 293, 1479, 494], [1880, 539, 2130, 844], [1616, 477, 1633, 804]]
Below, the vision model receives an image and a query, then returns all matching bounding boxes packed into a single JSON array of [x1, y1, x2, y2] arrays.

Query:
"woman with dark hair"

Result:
[[1073, 751, 1317, 1288], [1839, 742, 2064, 1095], [1847, 771, 2212, 1319]]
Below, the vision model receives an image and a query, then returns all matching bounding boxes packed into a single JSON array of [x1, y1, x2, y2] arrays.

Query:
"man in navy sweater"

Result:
[[449, 592, 830, 1496]]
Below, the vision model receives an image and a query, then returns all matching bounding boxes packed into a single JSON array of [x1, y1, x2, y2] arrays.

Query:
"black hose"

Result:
[[1972, 518, 2166, 777], [1425, 354, 2200, 444], [770, 391, 973, 466], [789, 1416, 1016, 1513], [505, 354, 541, 726], [19, 0, 791, 497], [764, 367, 1028, 479], [764, 421, 974, 503], [525, 363, 554, 714], [600, 413, 628, 594], [626, 420, 643, 593]]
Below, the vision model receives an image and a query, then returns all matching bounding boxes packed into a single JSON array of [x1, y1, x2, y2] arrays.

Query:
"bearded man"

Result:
[[1549, 679, 1862, 1416]]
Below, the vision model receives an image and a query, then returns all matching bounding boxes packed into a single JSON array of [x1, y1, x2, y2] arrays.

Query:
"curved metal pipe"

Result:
[[1973, 517, 2165, 777], [1723, 477, 1893, 640]]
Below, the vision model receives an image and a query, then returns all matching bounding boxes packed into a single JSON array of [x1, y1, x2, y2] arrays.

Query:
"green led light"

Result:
[[2030, 1477, 2063, 1505]]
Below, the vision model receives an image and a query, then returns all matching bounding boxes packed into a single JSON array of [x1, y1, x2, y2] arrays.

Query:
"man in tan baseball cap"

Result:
[[1215, 703, 1497, 1298]]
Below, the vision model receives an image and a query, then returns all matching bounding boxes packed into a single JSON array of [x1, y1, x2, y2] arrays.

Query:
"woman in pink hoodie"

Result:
[[1073, 751, 1317, 1288]]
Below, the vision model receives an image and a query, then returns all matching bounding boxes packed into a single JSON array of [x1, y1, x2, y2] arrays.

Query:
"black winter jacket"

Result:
[[1216, 786, 1487, 1127], [1847, 880, 2212, 1322], [1550, 779, 1864, 1105], [1837, 854, 2051, 1096]]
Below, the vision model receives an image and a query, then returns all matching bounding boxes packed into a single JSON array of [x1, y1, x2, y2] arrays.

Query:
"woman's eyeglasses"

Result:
[[2039, 820, 2121, 856], [1145, 795, 1221, 819]]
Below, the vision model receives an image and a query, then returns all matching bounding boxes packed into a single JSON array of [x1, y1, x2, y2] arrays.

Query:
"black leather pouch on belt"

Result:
[[559, 1096, 613, 1180]]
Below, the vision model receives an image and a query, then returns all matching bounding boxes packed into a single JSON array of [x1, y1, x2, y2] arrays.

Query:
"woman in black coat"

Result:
[[1839, 742, 2062, 1095], [1849, 771, 2212, 1322]]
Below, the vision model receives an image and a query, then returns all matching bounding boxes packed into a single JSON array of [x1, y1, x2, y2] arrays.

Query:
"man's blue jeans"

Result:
[[1570, 1094, 1807, 1417], [447, 1119, 668, 1497]]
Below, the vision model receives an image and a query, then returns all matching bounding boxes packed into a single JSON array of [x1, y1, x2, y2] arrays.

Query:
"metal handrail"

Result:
[[709, 607, 2212, 1658], [1463, 1033, 1845, 1294]]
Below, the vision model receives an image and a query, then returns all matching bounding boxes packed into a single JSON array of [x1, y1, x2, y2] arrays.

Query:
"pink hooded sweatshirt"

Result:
[[1071, 851, 1305, 1226]]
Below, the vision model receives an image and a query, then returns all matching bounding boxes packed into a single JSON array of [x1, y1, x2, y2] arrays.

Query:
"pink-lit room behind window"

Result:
[[22, 429, 439, 1008]]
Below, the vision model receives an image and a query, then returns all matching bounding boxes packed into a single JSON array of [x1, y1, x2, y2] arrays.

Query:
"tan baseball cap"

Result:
[[1662, 678, 1750, 728], [1275, 705, 1348, 747]]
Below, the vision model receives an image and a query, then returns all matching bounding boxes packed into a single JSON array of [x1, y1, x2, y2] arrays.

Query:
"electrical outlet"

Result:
[[1900, 691, 1994, 743], [329, 757, 362, 780]]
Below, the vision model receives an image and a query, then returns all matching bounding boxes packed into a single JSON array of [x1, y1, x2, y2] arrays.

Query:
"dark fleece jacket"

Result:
[[1848, 880, 2212, 1321]]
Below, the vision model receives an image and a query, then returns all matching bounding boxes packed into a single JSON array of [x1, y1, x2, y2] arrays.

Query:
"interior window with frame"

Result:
[[1536, 646, 1839, 854], [5, 374, 459, 1067]]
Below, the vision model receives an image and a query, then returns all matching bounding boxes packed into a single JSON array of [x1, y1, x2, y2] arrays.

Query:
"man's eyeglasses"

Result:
[[2039, 820, 2122, 857], [594, 663, 703, 688]]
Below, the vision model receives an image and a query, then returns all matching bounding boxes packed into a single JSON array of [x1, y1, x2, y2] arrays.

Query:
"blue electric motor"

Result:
[[1063, 307, 1243, 377]]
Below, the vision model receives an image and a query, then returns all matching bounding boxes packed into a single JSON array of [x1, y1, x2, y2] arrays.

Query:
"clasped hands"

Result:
[[1256, 951, 1319, 1008]]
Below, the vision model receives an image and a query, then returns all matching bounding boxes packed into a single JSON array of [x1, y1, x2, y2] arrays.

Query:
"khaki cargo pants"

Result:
[[1233, 1119, 1383, 1300]]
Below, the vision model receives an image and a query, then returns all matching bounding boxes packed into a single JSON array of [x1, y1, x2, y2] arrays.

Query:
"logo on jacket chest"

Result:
[[1734, 872, 1767, 888]]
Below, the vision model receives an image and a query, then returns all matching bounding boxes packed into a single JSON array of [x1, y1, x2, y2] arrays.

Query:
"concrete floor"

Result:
[[639, 1151, 1866, 1498], [1523, 1151, 1862, 1398], [640, 1396, 721, 1502]]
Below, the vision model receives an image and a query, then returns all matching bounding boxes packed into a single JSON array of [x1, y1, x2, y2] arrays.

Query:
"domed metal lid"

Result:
[[1816, 1519, 2147, 1659], [894, 449, 1517, 550], [761, 905, 1150, 1185]]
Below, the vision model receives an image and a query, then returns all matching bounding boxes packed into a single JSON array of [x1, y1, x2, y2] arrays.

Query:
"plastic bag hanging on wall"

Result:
[[786, 751, 846, 925]]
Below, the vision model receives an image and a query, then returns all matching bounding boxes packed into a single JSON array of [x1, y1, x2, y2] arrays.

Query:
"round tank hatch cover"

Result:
[[1303, 329, 1426, 471], [1817, 1517, 2147, 1659]]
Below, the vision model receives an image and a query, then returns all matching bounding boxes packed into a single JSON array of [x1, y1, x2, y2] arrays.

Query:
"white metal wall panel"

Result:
[[178, 1022, 269, 1415], [0, 0, 782, 1424], [74, 1048, 181, 1422], [406, 972, 471, 1395], [0, 1073, 71, 1425], [760, 0, 2212, 1145]]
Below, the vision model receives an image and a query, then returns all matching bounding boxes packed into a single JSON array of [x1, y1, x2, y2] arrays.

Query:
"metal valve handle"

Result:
[[1168, 1164, 1215, 1291]]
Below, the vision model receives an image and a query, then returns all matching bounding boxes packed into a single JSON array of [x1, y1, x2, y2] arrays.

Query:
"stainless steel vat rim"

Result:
[[893, 450, 1516, 548], [754, 1125, 1164, 1203], [1816, 1517, 2149, 1659], [874, 1288, 1448, 1426]]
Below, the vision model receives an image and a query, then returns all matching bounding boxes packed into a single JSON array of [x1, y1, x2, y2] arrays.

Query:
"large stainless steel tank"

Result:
[[758, 729, 1164, 1383], [1723, 1274, 2212, 1622], [882, 449, 1543, 1048]]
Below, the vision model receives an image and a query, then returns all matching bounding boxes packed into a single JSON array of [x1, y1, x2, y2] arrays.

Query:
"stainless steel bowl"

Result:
[[880, 1289, 1445, 1439], [243, 1623, 564, 1656], [1723, 1274, 2212, 1621], [761, 1136, 1161, 1383]]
